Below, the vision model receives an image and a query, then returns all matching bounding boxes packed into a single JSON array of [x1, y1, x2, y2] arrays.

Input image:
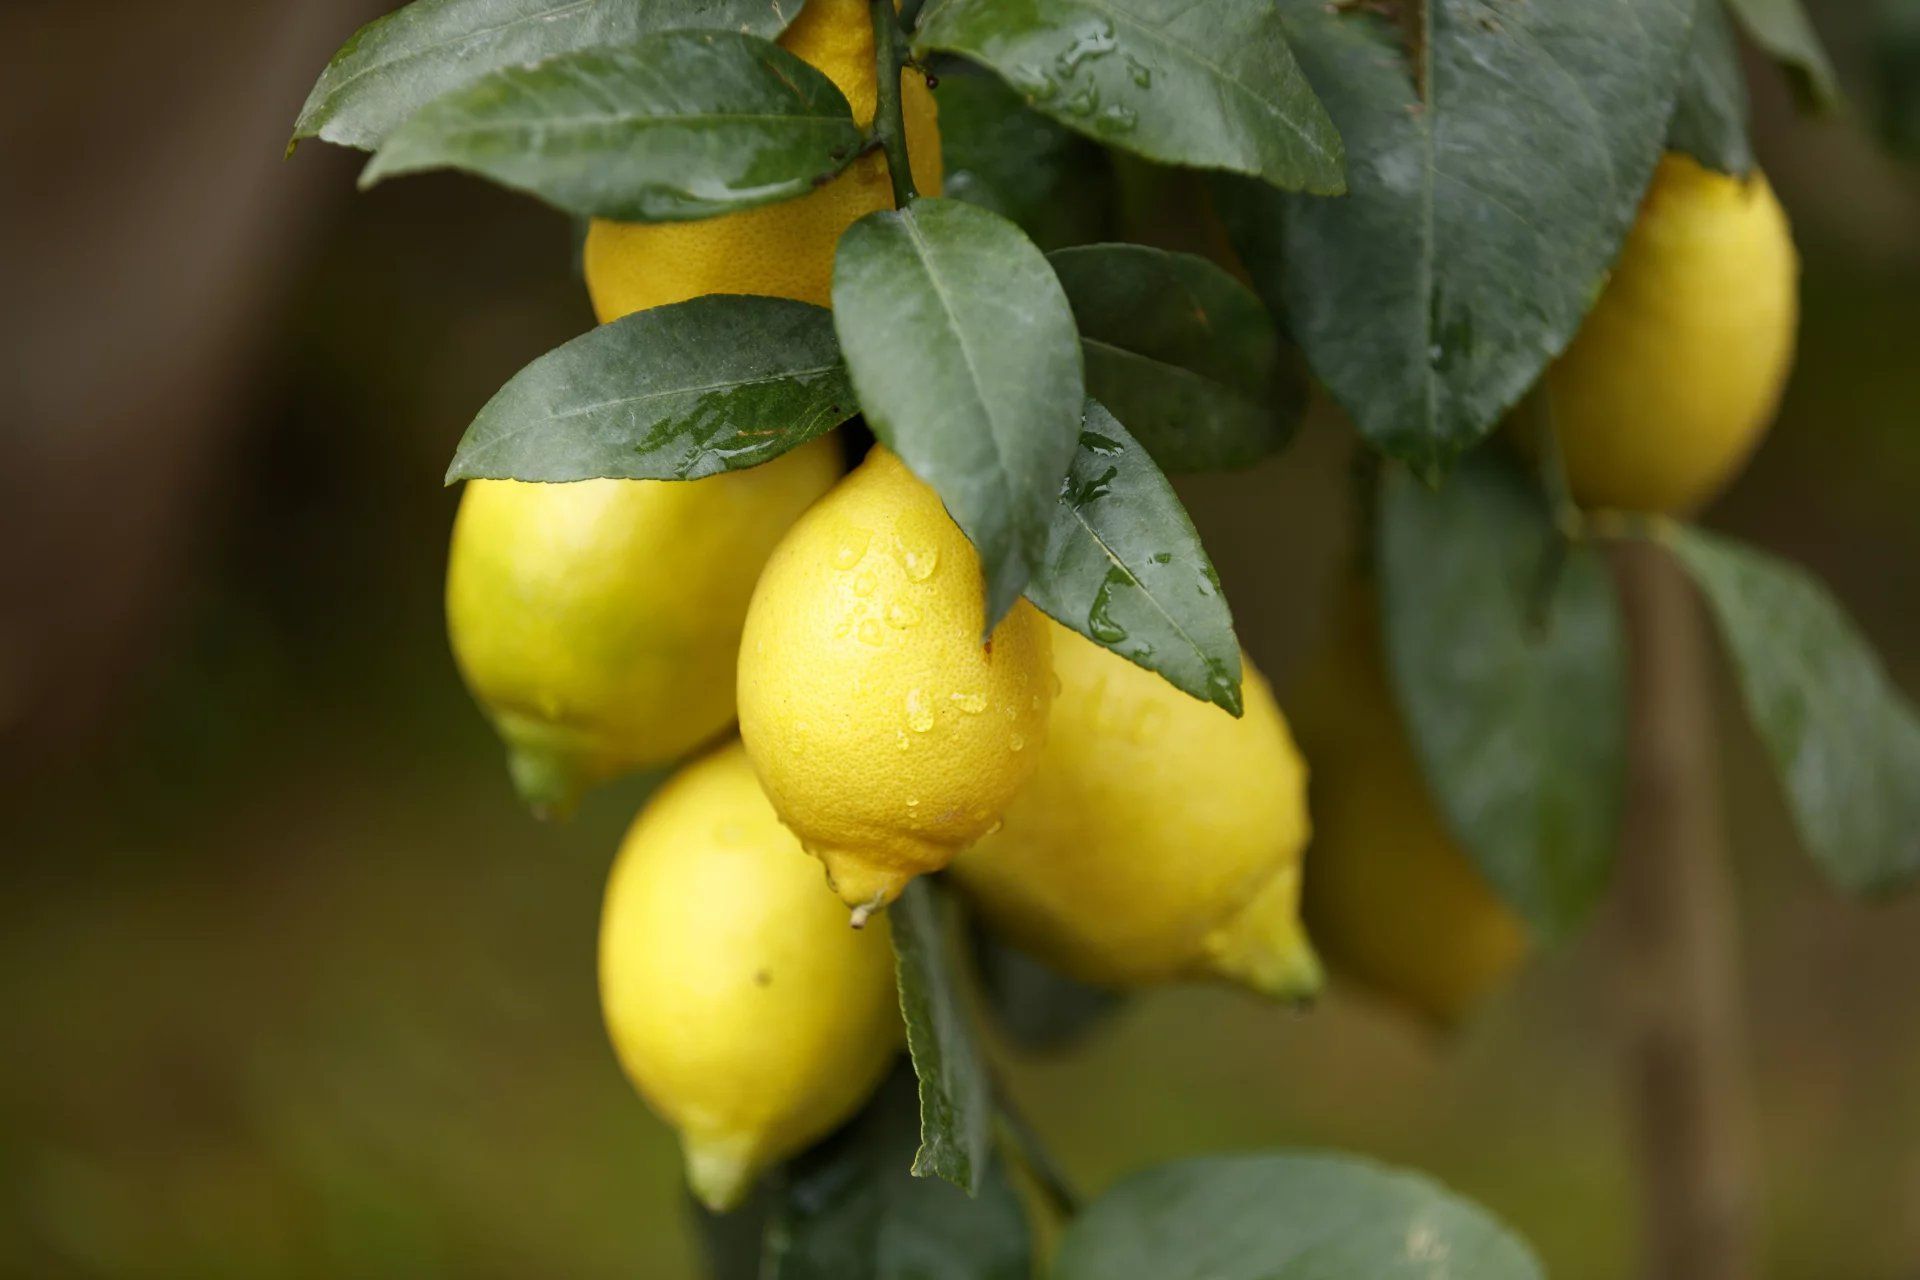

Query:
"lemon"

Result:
[[953, 621, 1321, 999], [1545, 153, 1799, 513], [737, 447, 1053, 918], [582, 0, 944, 321], [599, 741, 900, 1211], [1293, 589, 1528, 1026], [447, 439, 840, 815]]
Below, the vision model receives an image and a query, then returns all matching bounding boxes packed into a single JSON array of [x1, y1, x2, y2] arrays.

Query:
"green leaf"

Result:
[[446, 295, 854, 482], [360, 32, 863, 222], [1378, 453, 1628, 940], [1221, 0, 1692, 474], [1725, 0, 1842, 112], [1869, 0, 1920, 161], [934, 65, 1116, 250], [1047, 243, 1299, 472], [914, 0, 1345, 195], [1669, 0, 1755, 177], [1666, 527, 1920, 896], [890, 879, 995, 1197], [1053, 1152, 1545, 1280], [762, 1067, 1032, 1280], [293, 0, 801, 151], [1025, 403, 1244, 716], [833, 197, 1085, 626]]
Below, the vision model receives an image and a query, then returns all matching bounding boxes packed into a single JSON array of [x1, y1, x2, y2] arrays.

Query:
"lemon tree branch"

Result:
[[870, 0, 920, 208]]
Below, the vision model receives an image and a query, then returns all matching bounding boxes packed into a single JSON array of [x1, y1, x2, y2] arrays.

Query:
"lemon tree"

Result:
[[294, 0, 1918, 1274]]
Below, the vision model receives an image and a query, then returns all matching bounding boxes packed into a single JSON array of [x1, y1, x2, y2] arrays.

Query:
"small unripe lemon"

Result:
[[954, 621, 1321, 1000], [446, 441, 840, 814], [1293, 589, 1528, 1027], [1545, 153, 1799, 513], [582, 0, 944, 321], [737, 447, 1053, 918], [599, 741, 900, 1212]]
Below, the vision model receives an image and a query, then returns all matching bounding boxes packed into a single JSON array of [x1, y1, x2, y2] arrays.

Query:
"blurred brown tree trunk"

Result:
[[0, 0, 377, 775], [1615, 540, 1758, 1280]]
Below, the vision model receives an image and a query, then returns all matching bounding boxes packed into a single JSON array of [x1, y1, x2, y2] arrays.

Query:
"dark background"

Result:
[[2, 2, 1916, 1276]]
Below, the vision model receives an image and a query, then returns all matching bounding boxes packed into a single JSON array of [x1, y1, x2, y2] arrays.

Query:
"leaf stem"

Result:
[[869, 0, 920, 210]]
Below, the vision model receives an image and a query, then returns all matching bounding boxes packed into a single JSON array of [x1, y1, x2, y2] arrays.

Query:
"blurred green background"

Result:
[[2, 3, 1917, 1277]]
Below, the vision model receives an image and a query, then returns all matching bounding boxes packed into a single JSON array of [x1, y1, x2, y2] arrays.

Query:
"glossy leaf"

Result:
[[1667, 527, 1920, 896], [935, 66, 1116, 250], [446, 295, 854, 482], [1379, 454, 1628, 940], [833, 197, 1085, 626], [1047, 243, 1298, 472], [293, 0, 800, 151], [762, 1068, 1031, 1280], [1026, 403, 1243, 715], [891, 880, 995, 1196], [1670, 0, 1755, 176], [914, 0, 1345, 194], [1054, 1152, 1545, 1280], [1224, 0, 1692, 474], [1726, 0, 1842, 112], [361, 32, 863, 222]]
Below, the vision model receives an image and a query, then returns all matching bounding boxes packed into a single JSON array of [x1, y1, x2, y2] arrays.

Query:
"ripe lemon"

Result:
[[1293, 589, 1528, 1026], [582, 0, 944, 320], [737, 447, 1053, 918], [953, 621, 1321, 1000], [446, 440, 840, 815], [599, 741, 900, 1211], [1545, 153, 1798, 513]]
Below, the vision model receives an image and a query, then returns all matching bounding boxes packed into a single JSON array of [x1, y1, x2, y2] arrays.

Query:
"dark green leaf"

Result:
[[1047, 244, 1299, 472], [1669, 0, 1755, 176], [832, 197, 1085, 626], [293, 0, 801, 151], [890, 879, 995, 1197], [1666, 527, 1920, 896], [763, 1067, 1032, 1280], [1869, 0, 1920, 160], [1378, 453, 1627, 940], [934, 66, 1116, 250], [361, 32, 862, 222], [1026, 403, 1243, 715], [971, 925, 1121, 1052], [1053, 1152, 1545, 1280], [914, 0, 1345, 194], [1725, 0, 1842, 112], [446, 295, 854, 482], [1223, 0, 1692, 474]]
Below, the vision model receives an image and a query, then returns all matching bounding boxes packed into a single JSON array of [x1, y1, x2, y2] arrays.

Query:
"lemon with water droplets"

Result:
[[1293, 588, 1528, 1026], [953, 621, 1321, 999], [582, 0, 943, 321], [447, 441, 840, 815], [737, 447, 1053, 917], [599, 741, 900, 1212], [1544, 153, 1798, 513]]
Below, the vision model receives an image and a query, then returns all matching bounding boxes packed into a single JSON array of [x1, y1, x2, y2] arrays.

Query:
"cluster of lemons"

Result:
[[443, 0, 1798, 1215]]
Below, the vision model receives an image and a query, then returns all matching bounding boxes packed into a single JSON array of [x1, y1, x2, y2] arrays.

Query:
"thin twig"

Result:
[[868, 0, 920, 210]]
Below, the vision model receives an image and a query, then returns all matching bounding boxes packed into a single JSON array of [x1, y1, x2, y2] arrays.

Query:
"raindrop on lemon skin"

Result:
[[599, 742, 901, 1212], [952, 621, 1321, 1001], [737, 447, 1054, 918]]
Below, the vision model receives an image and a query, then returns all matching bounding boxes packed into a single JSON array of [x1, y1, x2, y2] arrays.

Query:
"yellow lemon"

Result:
[[1545, 153, 1799, 513], [447, 440, 840, 814], [737, 447, 1053, 918], [583, 0, 944, 321], [599, 741, 900, 1211], [953, 621, 1320, 999], [1293, 589, 1529, 1026]]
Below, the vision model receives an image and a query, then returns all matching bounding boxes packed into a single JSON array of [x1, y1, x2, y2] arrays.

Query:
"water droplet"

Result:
[[896, 731, 911, 751], [1098, 104, 1138, 135], [950, 691, 987, 715], [906, 689, 935, 733], [1125, 54, 1153, 87], [886, 601, 919, 630], [1009, 732, 1026, 753], [833, 619, 852, 639], [854, 570, 877, 597], [1087, 565, 1133, 643], [906, 797, 920, 810], [1055, 19, 1117, 75], [859, 619, 884, 646], [982, 818, 1005, 837], [1205, 660, 1244, 715], [1152, 552, 1173, 565], [898, 543, 939, 582], [1008, 64, 1058, 101], [1062, 84, 1099, 117], [832, 528, 871, 569]]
